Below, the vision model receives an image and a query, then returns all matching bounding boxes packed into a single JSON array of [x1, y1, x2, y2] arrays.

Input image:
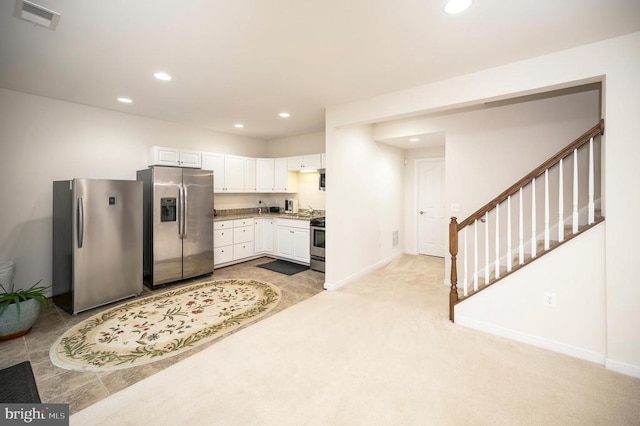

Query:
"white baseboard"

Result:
[[605, 358, 640, 379], [324, 251, 403, 291], [456, 315, 606, 365]]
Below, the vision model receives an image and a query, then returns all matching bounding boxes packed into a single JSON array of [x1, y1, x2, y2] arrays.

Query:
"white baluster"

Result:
[[484, 211, 489, 285], [558, 158, 564, 242], [544, 169, 550, 250], [463, 227, 468, 296], [531, 178, 537, 258], [473, 219, 478, 291], [519, 187, 524, 265], [573, 148, 579, 233], [495, 203, 500, 279], [588, 137, 595, 224], [507, 195, 512, 272]]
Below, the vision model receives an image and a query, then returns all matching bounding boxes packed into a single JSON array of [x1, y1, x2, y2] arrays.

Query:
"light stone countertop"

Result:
[[213, 211, 324, 222]]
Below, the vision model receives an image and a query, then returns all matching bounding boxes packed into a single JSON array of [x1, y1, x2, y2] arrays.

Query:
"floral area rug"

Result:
[[50, 279, 280, 372]]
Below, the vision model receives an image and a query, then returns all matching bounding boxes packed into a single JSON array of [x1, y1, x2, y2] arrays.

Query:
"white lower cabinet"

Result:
[[214, 219, 255, 266], [214, 246, 233, 265], [254, 218, 275, 254], [215, 217, 309, 267], [214, 220, 234, 266], [233, 241, 254, 260], [232, 219, 254, 261], [275, 218, 310, 264]]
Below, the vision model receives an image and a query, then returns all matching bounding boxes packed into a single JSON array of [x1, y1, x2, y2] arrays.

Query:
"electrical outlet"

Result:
[[543, 292, 557, 307], [257, 199, 262, 205]]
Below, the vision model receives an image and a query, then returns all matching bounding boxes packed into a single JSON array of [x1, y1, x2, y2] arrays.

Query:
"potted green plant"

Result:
[[0, 280, 49, 340]]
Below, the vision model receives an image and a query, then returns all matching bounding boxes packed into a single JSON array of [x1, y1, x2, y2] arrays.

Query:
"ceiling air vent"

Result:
[[14, 0, 61, 30]]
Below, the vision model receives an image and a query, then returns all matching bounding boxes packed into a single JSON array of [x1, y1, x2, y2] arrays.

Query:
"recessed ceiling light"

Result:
[[154, 72, 172, 81], [117, 97, 133, 104], [409, 138, 420, 142], [234, 123, 244, 128], [444, 0, 472, 14], [279, 112, 291, 118]]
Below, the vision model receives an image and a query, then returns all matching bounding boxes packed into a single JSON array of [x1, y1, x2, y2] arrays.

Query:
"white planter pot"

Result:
[[0, 298, 41, 340]]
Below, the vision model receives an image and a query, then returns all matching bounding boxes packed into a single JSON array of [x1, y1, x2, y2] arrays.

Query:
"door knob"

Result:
[[419, 211, 425, 215]]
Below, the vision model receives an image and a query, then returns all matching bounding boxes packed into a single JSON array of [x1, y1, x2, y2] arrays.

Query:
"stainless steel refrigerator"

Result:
[[137, 167, 214, 288], [52, 179, 143, 314]]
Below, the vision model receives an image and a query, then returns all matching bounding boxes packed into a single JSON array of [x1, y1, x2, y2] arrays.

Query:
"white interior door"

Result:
[[417, 158, 445, 257]]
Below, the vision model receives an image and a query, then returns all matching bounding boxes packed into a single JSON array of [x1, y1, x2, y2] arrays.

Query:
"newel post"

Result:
[[449, 217, 459, 322]]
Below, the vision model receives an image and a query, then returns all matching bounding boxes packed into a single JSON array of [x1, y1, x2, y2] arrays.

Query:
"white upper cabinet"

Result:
[[256, 158, 297, 193], [150, 146, 322, 193], [275, 158, 298, 193], [256, 158, 275, 192], [244, 158, 256, 192], [224, 155, 244, 192], [149, 146, 202, 168], [274, 158, 288, 192], [202, 153, 246, 193], [287, 154, 322, 172], [202, 152, 225, 191]]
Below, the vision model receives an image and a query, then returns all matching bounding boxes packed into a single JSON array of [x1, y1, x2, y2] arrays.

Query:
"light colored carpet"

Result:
[[71, 255, 640, 425]]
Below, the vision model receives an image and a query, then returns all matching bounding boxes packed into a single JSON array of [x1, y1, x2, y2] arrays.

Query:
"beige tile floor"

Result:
[[0, 257, 325, 414]]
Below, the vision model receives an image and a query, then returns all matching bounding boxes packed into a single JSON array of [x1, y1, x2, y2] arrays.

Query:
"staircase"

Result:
[[448, 120, 605, 321]]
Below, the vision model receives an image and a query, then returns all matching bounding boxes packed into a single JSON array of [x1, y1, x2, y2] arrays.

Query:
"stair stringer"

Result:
[[454, 221, 606, 364]]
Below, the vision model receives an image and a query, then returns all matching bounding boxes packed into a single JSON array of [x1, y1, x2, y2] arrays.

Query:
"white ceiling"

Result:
[[1, 0, 639, 141], [377, 131, 446, 150]]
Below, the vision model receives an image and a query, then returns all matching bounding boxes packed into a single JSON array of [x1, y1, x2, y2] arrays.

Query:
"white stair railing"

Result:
[[558, 158, 564, 242], [448, 120, 604, 321], [573, 148, 579, 233], [588, 137, 595, 225]]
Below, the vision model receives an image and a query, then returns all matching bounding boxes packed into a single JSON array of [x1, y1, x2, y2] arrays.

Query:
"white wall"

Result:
[[456, 222, 606, 363], [267, 131, 325, 157], [376, 90, 600, 272], [326, 32, 640, 377], [324, 125, 404, 289], [0, 89, 267, 294]]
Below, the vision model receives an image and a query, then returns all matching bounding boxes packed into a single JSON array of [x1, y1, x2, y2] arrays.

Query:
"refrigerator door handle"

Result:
[[183, 185, 188, 239], [178, 185, 184, 239], [77, 198, 84, 248]]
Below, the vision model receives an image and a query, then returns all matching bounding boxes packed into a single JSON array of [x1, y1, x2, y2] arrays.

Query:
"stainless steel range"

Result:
[[310, 216, 325, 272]]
